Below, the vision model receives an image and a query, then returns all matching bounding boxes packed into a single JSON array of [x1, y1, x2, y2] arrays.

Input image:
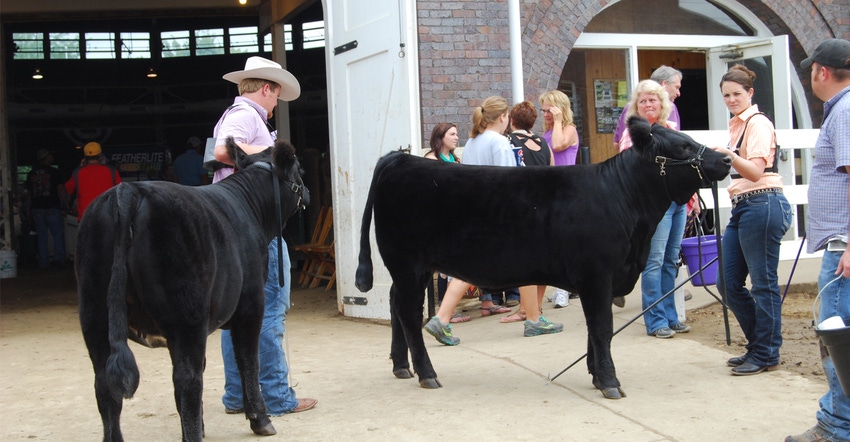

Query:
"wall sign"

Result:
[[594, 79, 627, 134]]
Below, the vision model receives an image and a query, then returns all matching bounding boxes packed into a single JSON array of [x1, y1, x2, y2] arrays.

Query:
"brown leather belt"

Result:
[[731, 188, 782, 207]]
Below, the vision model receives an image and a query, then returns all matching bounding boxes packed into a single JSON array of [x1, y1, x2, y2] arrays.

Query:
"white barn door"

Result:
[[323, 0, 420, 319]]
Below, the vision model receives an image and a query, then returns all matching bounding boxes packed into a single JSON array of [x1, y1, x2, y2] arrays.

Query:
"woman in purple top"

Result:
[[539, 90, 580, 166]]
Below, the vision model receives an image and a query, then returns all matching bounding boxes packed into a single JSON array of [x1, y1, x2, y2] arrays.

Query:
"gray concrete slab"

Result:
[[0, 257, 825, 441], [264, 257, 825, 441]]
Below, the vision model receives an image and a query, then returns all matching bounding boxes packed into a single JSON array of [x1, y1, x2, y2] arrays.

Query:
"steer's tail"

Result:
[[355, 153, 398, 292], [354, 178, 377, 293], [105, 184, 141, 401]]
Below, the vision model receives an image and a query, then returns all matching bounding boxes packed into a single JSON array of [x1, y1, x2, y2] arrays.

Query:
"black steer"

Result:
[[355, 117, 731, 399], [77, 138, 307, 441]]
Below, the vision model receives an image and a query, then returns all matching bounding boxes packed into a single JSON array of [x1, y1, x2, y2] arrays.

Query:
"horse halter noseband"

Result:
[[254, 161, 306, 215], [654, 144, 709, 186], [255, 161, 306, 288]]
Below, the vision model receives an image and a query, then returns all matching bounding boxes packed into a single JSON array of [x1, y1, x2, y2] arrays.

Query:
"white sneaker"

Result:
[[552, 289, 569, 308]]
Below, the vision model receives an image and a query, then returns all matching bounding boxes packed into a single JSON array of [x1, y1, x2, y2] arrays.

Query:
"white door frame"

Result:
[[706, 35, 793, 130], [323, 0, 421, 319], [574, 33, 810, 131]]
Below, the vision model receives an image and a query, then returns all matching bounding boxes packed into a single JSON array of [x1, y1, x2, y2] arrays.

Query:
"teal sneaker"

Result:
[[523, 315, 564, 337], [424, 316, 460, 346]]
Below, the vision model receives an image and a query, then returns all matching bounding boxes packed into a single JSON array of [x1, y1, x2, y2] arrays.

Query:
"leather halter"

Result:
[[654, 144, 709, 187], [255, 161, 305, 288]]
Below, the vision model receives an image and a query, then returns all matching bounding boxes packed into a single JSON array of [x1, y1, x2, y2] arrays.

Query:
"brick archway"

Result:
[[515, 0, 604, 97], [416, 0, 849, 145]]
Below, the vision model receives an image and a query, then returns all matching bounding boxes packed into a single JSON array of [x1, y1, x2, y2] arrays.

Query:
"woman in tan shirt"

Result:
[[712, 64, 793, 376]]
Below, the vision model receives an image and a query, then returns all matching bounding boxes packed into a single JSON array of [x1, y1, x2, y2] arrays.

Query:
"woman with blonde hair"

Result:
[[619, 79, 690, 339], [539, 90, 581, 166], [457, 96, 520, 317], [460, 96, 562, 336], [539, 90, 582, 307], [619, 80, 673, 145], [423, 100, 516, 345], [461, 96, 514, 167]]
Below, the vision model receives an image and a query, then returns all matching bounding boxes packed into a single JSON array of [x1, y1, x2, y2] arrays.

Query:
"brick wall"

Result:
[[416, 0, 847, 145], [417, 0, 512, 144]]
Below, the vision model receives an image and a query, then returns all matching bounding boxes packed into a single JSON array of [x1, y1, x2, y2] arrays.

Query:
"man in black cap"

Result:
[[786, 38, 850, 442], [25, 149, 67, 269]]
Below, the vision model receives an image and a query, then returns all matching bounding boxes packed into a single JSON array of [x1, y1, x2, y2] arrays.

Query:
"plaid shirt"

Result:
[[807, 84, 850, 253]]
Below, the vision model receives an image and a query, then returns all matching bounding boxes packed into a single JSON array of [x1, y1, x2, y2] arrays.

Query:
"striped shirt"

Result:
[[725, 104, 783, 198], [212, 97, 274, 184], [807, 85, 850, 253]]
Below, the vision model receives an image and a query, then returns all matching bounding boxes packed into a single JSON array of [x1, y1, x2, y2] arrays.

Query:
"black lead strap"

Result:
[[730, 112, 779, 179], [258, 159, 303, 289], [272, 169, 285, 288]]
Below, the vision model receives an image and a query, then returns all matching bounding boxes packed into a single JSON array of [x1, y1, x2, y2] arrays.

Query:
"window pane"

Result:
[[120, 32, 151, 59], [12, 33, 44, 60], [49, 33, 80, 59], [264, 25, 293, 52], [162, 30, 190, 58], [263, 33, 273, 52], [302, 21, 325, 50], [229, 26, 258, 54], [284, 24, 293, 51], [196, 28, 224, 56], [85, 32, 116, 59]]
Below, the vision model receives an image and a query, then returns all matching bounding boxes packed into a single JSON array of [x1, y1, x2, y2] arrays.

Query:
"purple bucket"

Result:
[[681, 236, 719, 286]]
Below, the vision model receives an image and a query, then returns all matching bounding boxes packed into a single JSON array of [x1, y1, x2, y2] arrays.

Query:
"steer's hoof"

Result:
[[249, 418, 276, 436], [393, 368, 414, 379], [419, 377, 442, 389], [600, 386, 626, 399]]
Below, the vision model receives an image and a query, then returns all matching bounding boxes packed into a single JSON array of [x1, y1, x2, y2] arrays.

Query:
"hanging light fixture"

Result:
[[32, 68, 44, 80], [146, 67, 158, 78], [239, 0, 248, 4]]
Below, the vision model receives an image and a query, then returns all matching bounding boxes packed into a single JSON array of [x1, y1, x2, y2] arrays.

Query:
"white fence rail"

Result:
[[681, 129, 822, 262]]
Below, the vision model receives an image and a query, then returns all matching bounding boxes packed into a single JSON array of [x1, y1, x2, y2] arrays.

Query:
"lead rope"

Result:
[[781, 233, 806, 304], [270, 168, 298, 391], [271, 170, 284, 288]]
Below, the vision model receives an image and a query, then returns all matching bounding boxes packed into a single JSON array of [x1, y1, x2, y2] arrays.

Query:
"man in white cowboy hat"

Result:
[[211, 56, 317, 416]]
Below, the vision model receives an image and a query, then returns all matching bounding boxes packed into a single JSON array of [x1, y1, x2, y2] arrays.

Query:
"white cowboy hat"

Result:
[[223, 56, 301, 101]]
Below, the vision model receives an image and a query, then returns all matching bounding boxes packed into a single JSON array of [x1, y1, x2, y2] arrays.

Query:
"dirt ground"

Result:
[[678, 283, 825, 383], [0, 266, 825, 387], [0, 265, 827, 441]]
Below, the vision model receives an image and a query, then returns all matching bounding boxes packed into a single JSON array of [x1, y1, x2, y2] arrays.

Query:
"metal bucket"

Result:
[[815, 317, 850, 397]]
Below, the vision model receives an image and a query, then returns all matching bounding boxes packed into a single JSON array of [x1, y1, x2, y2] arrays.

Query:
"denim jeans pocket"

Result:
[[778, 195, 793, 231], [742, 193, 769, 208]]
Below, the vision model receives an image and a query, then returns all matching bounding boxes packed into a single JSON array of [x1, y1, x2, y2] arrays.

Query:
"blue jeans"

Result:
[[815, 250, 850, 440], [221, 239, 298, 415], [33, 208, 65, 268], [479, 288, 520, 304], [643, 203, 687, 334], [722, 192, 791, 366]]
